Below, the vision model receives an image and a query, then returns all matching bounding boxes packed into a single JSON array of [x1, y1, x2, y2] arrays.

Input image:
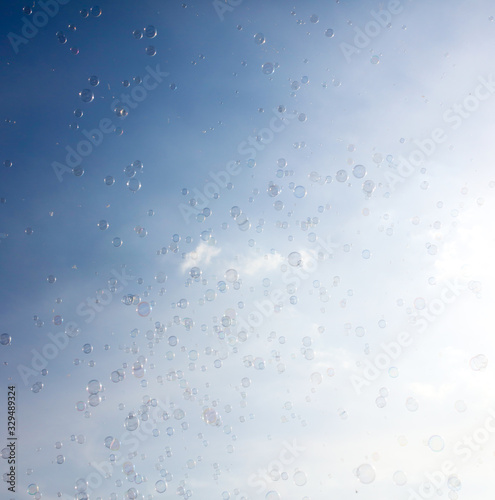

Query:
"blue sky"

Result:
[[1, 0, 495, 499]]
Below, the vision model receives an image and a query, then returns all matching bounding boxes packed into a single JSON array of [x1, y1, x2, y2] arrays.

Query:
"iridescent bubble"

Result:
[[356, 463, 376, 484], [27, 484, 39, 495], [104, 436, 120, 450], [137, 302, 151, 317], [370, 55, 380, 65]]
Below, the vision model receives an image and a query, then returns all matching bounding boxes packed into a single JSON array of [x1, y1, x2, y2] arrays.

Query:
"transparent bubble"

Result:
[[294, 185, 306, 198], [265, 492, 280, 500], [352, 164, 366, 178], [288, 252, 302, 267], [90, 6, 101, 17], [74, 108, 83, 118], [254, 33, 265, 45], [82, 343, 92, 354], [447, 475, 461, 492], [225, 269, 238, 282], [370, 55, 380, 65], [262, 62, 274, 75], [146, 46, 156, 56], [336, 170, 348, 182], [56, 454, 65, 464], [470, 354, 488, 371], [268, 184, 280, 197], [31, 381, 43, 393], [356, 463, 375, 484], [104, 175, 114, 186], [125, 414, 139, 431], [89, 75, 99, 87], [25, 227, 33, 235], [127, 179, 141, 192], [145, 25, 157, 38], [80, 89, 94, 102], [97, 220, 108, 230], [294, 470, 308, 486], [56, 31, 67, 43], [1, 333, 11, 345], [325, 28, 334, 37], [112, 237, 122, 247], [363, 180, 375, 194], [428, 435, 444, 452], [87, 380, 101, 394], [203, 408, 218, 424], [73, 166, 84, 177], [298, 113, 307, 122], [454, 400, 466, 412], [133, 29, 142, 39], [190, 267, 201, 279], [393, 470, 407, 486], [47, 275, 56, 284], [155, 480, 167, 493]]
